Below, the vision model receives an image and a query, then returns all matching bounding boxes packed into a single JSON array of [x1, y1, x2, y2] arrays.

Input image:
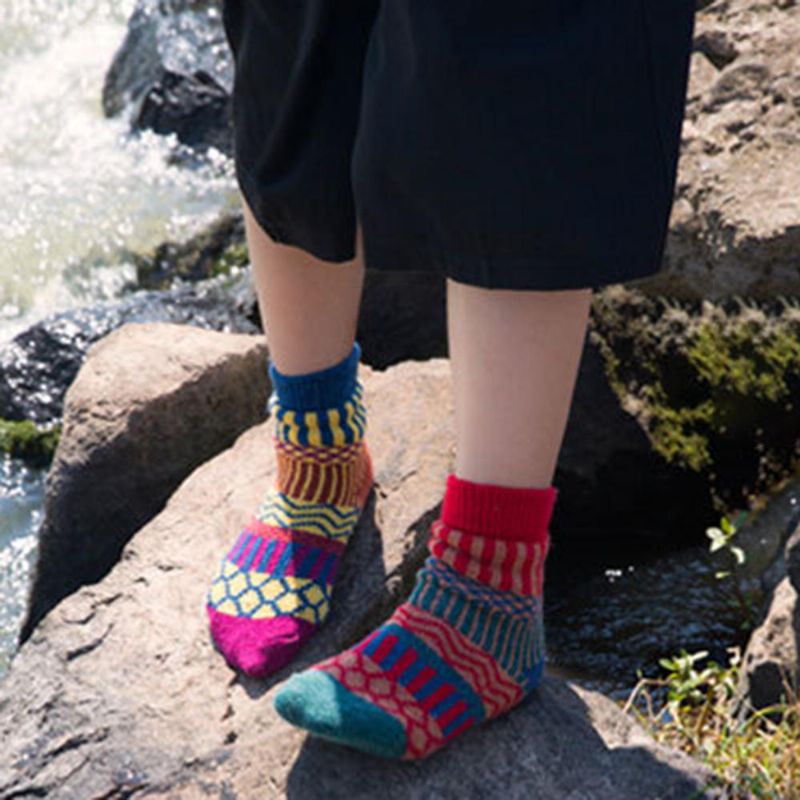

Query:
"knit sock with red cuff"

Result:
[[274, 473, 558, 759]]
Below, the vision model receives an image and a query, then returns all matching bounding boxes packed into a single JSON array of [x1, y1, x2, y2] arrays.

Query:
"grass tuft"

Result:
[[622, 648, 800, 799]]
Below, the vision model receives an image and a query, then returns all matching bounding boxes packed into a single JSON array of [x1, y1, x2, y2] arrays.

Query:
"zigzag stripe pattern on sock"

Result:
[[274, 475, 559, 759], [256, 493, 361, 540], [409, 558, 546, 684], [207, 342, 373, 678]]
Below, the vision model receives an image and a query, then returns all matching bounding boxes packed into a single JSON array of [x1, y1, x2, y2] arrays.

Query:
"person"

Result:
[[206, 1, 696, 760]]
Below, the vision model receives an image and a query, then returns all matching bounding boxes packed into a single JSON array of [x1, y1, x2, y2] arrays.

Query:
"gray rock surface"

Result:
[[0, 358, 718, 799], [0, 273, 258, 426], [641, 0, 800, 299], [20, 323, 270, 642], [736, 521, 800, 712]]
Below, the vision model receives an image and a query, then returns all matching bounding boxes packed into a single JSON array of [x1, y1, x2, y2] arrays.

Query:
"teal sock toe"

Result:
[[274, 670, 407, 759]]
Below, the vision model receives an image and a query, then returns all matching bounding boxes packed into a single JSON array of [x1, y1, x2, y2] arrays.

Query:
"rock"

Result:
[[135, 67, 232, 157], [641, 0, 800, 299], [786, 524, 800, 591], [0, 419, 60, 468], [357, 270, 447, 368], [693, 29, 739, 69], [132, 212, 247, 290], [736, 577, 799, 713], [102, 0, 232, 156], [0, 273, 257, 427], [20, 323, 270, 643], [736, 523, 800, 713], [0, 358, 717, 799]]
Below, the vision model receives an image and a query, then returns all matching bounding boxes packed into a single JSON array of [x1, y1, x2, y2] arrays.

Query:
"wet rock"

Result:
[[102, 0, 232, 155], [787, 526, 800, 591], [0, 358, 717, 799], [0, 273, 257, 427], [20, 323, 270, 642], [132, 211, 247, 289], [135, 67, 232, 156], [0, 418, 60, 467]]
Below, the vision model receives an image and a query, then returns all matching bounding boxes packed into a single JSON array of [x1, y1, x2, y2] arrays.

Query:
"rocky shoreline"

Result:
[[1, 0, 799, 794], [0, 328, 723, 799]]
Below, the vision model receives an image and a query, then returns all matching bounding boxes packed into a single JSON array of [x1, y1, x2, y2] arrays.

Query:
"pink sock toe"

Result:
[[207, 607, 317, 678]]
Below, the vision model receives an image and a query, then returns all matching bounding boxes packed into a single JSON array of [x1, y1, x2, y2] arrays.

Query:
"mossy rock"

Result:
[[0, 419, 61, 467], [590, 287, 800, 514], [132, 212, 248, 290]]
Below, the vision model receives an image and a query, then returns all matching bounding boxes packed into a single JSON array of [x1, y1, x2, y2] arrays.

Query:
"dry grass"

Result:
[[622, 648, 800, 799]]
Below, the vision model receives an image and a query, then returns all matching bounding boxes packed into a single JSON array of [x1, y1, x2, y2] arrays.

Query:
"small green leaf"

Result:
[[709, 537, 726, 553]]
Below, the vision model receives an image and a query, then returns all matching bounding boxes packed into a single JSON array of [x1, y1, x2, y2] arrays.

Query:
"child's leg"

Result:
[[274, 282, 592, 758], [243, 199, 365, 375], [206, 197, 373, 678], [447, 279, 592, 487]]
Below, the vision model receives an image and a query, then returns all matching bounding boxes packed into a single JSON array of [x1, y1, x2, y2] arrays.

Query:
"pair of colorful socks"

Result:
[[207, 341, 559, 759]]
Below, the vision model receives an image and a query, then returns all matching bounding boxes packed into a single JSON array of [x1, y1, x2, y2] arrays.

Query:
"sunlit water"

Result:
[[0, 0, 238, 342], [0, 0, 238, 678], [0, 457, 44, 677]]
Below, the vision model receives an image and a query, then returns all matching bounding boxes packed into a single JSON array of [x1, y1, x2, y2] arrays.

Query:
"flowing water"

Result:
[[0, 0, 238, 677], [0, 457, 44, 677]]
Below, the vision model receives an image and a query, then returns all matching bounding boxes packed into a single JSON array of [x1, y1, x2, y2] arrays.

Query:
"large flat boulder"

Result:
[[0, 358, 718, 799], [21, 322, 270, 642]]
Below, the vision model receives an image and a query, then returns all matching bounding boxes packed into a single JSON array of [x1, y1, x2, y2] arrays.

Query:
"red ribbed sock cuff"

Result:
[[440, 473, 558, 541]]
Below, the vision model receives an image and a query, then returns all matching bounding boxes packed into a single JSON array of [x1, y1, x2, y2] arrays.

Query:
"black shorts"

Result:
[[222, 1, 695, 290]]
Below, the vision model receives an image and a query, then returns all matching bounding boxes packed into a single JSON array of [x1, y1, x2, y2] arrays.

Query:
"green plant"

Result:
[[623, 648, 800, 798], [705, 510, 761, 631], [706, 510, 748, 580]]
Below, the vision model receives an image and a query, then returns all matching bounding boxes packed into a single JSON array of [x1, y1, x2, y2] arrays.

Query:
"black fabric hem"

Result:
[[236, 163, 357, 265], [361, 236, 666, 292]]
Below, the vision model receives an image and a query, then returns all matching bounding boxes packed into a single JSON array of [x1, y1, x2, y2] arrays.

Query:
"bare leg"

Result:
[[242, 197, 365, 374], [207, 199, 371, 679], [447, 279, 593, 488], [274, 278, 596, 758]]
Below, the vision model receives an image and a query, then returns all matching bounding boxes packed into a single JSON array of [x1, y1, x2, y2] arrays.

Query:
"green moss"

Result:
[[210, 240, 249, 277], [686, 320, 800, 402], [0, 419, 61, 467], [590, 291, 800, 512]]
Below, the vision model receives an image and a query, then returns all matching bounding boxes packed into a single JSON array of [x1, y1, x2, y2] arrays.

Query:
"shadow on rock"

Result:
[[285, 677, 719, 800]]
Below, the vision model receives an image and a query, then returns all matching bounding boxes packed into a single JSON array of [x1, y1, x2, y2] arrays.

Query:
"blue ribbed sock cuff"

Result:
[[267, 341, 361, 411]]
